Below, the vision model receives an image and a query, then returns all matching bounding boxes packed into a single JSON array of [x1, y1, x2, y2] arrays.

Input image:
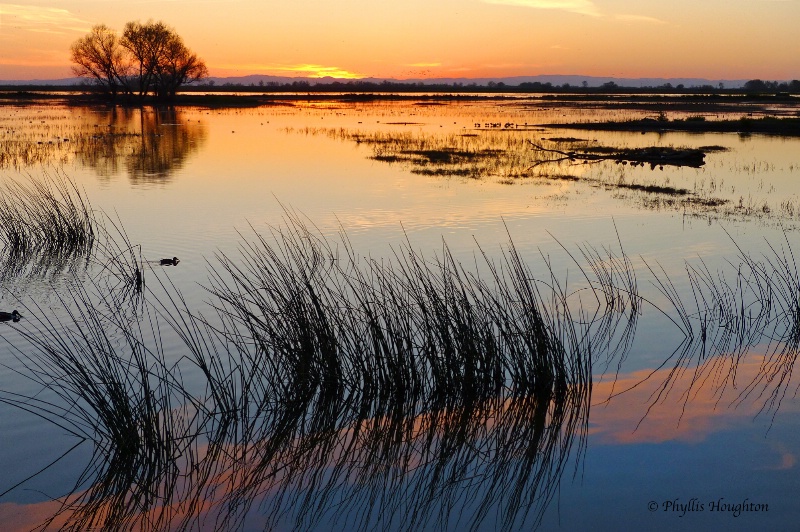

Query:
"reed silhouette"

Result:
[[0, 208, 643, 530], [0, 172, 94, 283], [2, 209, 799, 531]]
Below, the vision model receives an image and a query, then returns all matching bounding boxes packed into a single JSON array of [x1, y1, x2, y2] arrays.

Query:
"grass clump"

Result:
[[11, 206, 800, 530], [0, 283, 194, 530], [0, 172, 95, 279], [640, 230, 800, 422], [0, 209, 643, 531], [548, 116, 800, 136]]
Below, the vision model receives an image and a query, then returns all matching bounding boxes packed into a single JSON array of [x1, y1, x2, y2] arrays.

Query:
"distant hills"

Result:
[[203, 74, 750, 89], [0, 74, 752, 89]]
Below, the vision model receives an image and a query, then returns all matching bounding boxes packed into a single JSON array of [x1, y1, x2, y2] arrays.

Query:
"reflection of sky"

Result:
[[591, 352, 800, 445], [548, 427, 800, 532], [548, 350, 800, 531]]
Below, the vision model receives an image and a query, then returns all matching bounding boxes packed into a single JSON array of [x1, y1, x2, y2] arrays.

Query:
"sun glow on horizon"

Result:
[[214, 63, 364, 79]]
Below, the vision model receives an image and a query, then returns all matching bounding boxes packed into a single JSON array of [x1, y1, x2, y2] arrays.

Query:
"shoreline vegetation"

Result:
[[2, 89, 799, 136], [4, 93, 800, 223], [2, 77, 800, 95], [2, 84, 800, 102], [545, 115, 800, 136]]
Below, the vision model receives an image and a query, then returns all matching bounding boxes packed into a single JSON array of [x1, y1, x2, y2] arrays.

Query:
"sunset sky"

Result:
[[1, 0, 799, 81]]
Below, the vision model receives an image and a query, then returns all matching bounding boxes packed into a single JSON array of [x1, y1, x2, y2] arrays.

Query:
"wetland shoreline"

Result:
[[545, 115, 800, 136], [1, 88, 799, 112], [2, 88, 800, 531]]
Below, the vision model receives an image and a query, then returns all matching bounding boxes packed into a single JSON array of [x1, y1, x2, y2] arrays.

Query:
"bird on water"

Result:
[[160, 257, 180, 266], [0, 310, 22, 322]]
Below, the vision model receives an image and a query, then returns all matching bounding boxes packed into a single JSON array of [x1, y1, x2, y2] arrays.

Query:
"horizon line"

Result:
[[0, 72, 774, 85]]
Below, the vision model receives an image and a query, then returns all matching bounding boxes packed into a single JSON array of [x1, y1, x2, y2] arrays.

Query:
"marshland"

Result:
[[1, 93, 800, 531]]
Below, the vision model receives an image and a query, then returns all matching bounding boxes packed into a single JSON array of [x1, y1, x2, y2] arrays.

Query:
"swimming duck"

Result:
[[0, 310, 21, 322], [160, 257, 180, 266]]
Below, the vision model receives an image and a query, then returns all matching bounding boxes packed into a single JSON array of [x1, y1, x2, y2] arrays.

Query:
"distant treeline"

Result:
[[188, 78, 800, 95], [2, 78, 799, 96]]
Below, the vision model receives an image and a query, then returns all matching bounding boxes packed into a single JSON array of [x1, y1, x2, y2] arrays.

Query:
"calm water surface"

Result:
[[0, 97, 799, 530]]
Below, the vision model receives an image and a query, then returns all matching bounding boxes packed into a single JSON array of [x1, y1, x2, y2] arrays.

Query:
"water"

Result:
[[0, 96, 799, 530]]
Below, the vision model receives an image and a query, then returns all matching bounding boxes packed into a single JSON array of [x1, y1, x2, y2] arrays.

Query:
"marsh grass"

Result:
[[294, 113, 800, 222], [185, 211, 629, 529], [92, 212, 145, 305], [0, 280, 197, 530], [3, 100, 800, 528], [294, 127, 752, 220], [0, 172, 95, 281], [0, 107, 207, 182], [549, 115, 800, 136], [3, 204, 800, 530], [0, 208, 647, 531], [634, 230, 800, 424]]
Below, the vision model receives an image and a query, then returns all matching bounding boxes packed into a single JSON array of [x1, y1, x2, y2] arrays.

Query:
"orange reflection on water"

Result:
[[0, 391, 573, 530], [0, 501, 69, 532], [590, 351, 800, 446]]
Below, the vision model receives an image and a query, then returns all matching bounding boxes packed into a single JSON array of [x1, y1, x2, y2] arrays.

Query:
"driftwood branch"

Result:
[[528, 140, 707, 169]]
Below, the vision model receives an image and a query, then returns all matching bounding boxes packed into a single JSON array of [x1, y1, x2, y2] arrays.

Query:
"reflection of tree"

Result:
[[75, 107, 206, 183]]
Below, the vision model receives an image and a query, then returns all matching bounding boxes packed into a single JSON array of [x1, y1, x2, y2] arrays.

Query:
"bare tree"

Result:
[[70, 25, 130, 97], [152, 28, 208, 99], [120, 21, 161, 97], [72, 21, 207, 100], [122, 21, 207, 100]]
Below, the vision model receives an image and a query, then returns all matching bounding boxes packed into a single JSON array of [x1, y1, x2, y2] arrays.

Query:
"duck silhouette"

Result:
[[160, 257, 180, 266], [0, 310, 21, 322]]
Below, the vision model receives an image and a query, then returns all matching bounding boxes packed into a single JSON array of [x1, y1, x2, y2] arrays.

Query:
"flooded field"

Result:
[[1, 95, 799, 531]]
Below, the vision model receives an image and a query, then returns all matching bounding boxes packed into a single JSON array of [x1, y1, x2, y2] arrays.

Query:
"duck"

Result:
[[0, 310, 22, 322], [160, 257, 180, 266]]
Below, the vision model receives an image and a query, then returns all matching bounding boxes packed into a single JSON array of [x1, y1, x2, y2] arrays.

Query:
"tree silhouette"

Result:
[[70, 25, 130, 97], [71, 21, 207, 100]]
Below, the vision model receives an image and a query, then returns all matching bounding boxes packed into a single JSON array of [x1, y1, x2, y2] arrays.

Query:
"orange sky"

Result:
[[1, 1, 799, 81]]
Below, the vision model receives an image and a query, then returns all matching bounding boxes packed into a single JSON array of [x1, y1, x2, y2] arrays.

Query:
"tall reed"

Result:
[[639, 230, 800, 423], [10, 210, 800, 530], [0, 171, 95, 279], [179, 209, 640, 530], [0, 211, 641, 531], [0, 278, 200, 530]]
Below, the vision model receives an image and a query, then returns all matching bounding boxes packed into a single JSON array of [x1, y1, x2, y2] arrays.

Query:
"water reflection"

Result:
[[0, 173, 94, 294], [592, 352, 800, 445], [0, 215, 643, 531], [3, 99, 800, 530], [1, 218, 799, 530], [0, 105, 206, 182], [74, 107, 207, 183]]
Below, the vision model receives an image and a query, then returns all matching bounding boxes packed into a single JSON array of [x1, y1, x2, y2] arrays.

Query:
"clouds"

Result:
[[0, 4, 90, 72], [479, 0, 670, 25], [480, 0, 600, 16], [0, 4, 89, 34], [614, 14, 667, 25]]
